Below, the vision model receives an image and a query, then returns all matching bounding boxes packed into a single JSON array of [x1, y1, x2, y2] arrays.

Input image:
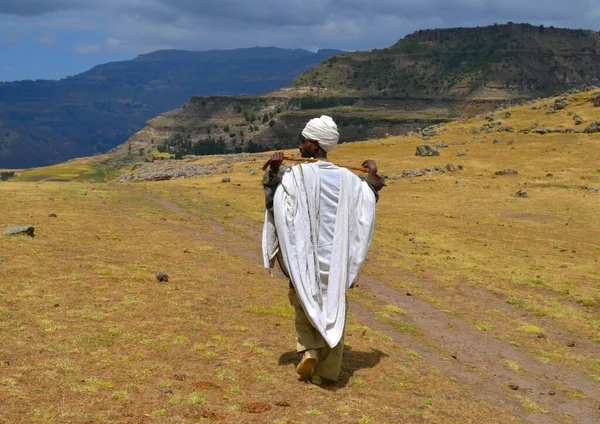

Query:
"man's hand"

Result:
[[269, 151, 284, 173], [361, 159, 378, 176]]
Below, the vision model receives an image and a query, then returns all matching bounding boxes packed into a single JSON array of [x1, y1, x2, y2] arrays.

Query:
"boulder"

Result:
[[595, 93, 600, 107], [584, 121, 600, 133], [573, 115, 583, 125], [415, 145, 440, 157], [495, 169, 519, 176], [156, 272, 169, 282], [554, 98, 569, 110], [513, 190, 529, 198], [4, 226, 34, 237]]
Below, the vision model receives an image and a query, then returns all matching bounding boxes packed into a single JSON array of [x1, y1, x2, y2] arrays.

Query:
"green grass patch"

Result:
[[245, 302, 293, 318], [516, 325, 545, 336]]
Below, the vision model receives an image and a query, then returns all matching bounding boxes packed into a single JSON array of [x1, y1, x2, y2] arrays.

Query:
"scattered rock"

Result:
[[497, 126, 514, 133], [490, 120, 502, 126], [595, 93, 600, 107], [159, 387, 173, 394], [48, 213, 57, 218], [156, 272, 169, 282], [567, 341, 576, 347], [546, 173, 553, 177], [513, 190, 529, 198], [573, 116, 583, 127], [223, 166, 233, 173], [248, 169, 257, 175], [435, 141, 448, 148], [531, 105, 541, 110], [388, 164, 462, 179], [421, 125, 439, 138], [492, 139, 500, 144], [415, 145, 440, 157], [554, 98, 569, 110], [495, 169, 519, 176], [548, 390, 556, 396], [508, 383, 519, 391], [4, 226, 35, 237], [457, 152, 466, 157], [221, 177, 231, 183], [584, 121, 600, 133], [587, 187, 598, 194], [503, 111, 512, 119]]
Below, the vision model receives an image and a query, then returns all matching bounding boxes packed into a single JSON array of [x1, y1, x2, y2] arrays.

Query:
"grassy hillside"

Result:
[[1, 89, 599, 423], [294, 23, 600, 99]]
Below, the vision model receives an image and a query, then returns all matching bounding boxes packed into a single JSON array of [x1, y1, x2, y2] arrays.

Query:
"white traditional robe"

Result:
[[262, 161, 377, 347]]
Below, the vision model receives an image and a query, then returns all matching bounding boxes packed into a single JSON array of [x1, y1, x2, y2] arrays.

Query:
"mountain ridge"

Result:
[[0, 47, 341, 169]]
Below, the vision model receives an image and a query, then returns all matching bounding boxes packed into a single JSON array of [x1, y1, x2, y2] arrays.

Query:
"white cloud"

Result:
[[37, 36, 55, 45], [74, 42, 100, 53], [105, 37, 120, 47]]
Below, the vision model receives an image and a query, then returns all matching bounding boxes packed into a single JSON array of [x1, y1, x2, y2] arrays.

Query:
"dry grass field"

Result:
[[1, 89, 599, 423]]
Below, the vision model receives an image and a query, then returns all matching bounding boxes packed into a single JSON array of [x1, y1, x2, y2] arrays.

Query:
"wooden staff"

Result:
[[262, 156, 368, 173]]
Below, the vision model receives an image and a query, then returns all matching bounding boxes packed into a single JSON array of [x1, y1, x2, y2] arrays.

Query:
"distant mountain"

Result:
[[0, 47, 340, 168], [112, 23, 600, 162], [294, 23, 600, 99]]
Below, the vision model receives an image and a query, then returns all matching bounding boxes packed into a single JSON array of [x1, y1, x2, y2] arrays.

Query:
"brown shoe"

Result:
[[296, 349, 318, 376]]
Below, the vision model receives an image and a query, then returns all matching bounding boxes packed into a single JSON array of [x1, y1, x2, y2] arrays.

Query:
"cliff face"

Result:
[[116, 95, 456, 158]]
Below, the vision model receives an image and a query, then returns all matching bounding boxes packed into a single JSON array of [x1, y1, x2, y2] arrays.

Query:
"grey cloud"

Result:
[[1, 0, 598, 54]]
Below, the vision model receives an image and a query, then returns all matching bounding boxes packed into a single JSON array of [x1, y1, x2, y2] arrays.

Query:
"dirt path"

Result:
[[118, 184, 600, 424], [356, 275, 600, 424]]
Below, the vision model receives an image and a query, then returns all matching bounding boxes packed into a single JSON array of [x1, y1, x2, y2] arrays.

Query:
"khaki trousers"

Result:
[[287, 288, 345, 381]]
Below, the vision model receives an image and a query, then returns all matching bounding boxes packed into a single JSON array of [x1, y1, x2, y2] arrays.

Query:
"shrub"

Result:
[[1, 171, 15, 181]]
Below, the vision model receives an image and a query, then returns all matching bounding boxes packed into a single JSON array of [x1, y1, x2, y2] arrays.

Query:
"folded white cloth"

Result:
[[262, 161, 376, 347], [301, 115, 339, 152]]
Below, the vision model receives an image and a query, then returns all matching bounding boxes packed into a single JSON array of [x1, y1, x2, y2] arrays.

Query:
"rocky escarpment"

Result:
[[114, 95, 456, 159]]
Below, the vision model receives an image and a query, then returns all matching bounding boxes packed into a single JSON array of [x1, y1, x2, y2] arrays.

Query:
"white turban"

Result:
[[302, 115, 339, 152]]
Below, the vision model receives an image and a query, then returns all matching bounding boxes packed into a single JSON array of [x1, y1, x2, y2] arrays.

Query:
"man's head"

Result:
[[299, 115, 339, 158]]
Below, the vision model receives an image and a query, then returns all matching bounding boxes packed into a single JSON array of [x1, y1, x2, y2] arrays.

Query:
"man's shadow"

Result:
[[278, 345, 388, 390]]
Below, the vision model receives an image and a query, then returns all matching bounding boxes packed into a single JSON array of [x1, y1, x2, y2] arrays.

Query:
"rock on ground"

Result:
[[416, 145, 440, 157], [4, 226, 35, 237]]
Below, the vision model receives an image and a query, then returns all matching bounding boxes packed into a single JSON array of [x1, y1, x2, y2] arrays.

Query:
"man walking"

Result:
[[262, 115, 384, 385]]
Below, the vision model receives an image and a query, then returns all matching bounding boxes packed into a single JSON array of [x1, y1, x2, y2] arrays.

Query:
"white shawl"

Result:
[[262, 161, 376, 347]]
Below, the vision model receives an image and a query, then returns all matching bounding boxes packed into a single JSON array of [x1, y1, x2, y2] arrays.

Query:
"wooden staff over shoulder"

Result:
[[262, 156, 368, 173]]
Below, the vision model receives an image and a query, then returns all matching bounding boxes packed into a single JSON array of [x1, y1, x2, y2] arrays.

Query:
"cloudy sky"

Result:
[[0, 0, 598, 81]]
